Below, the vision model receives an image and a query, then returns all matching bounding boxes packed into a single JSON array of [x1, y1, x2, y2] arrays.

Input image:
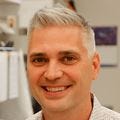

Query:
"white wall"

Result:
[[19, 0, 54, 28], [74, 0, 120, 112]]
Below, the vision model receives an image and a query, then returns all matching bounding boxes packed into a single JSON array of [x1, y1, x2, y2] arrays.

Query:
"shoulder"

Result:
[[90, 94, 120, 120], [25, 111, 42, 120], [101, 106, 120, 119]]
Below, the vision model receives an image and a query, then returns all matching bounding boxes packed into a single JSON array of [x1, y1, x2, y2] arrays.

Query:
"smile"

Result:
[[42, 86, 71, 93]]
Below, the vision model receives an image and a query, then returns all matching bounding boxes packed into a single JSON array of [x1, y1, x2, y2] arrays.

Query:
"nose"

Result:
[[44, 61, 63, 81]]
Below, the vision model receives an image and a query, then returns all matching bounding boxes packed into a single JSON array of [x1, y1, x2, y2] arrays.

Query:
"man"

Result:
[[26, 5, 120, 120]]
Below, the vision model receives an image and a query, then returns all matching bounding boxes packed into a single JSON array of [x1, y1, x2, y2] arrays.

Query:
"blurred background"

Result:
[[0, 0, 120, 120]]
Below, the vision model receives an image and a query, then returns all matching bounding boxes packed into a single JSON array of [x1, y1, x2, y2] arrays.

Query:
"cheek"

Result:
[[80, 61, 93, 77], [65, 63, 93, 86], [27, 66, 43, 85], [64, 65, 82, 82]]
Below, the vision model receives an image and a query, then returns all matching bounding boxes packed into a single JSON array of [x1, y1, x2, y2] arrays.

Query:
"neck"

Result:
[[42, 95, 93, 120]]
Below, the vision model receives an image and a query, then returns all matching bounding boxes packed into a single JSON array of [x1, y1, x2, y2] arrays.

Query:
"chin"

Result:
[[43, 105, 68, 112], [41, 98, 74, 113]]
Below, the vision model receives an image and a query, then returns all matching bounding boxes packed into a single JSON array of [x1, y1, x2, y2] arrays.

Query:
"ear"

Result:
[[91, 52, 100, 80]]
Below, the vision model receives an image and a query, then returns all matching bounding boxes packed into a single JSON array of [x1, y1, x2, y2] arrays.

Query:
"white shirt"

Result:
[[26, 95, 120, 120]]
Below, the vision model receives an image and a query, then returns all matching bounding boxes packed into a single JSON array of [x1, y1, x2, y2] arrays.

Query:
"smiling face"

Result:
[[27, 25, 100, 112]]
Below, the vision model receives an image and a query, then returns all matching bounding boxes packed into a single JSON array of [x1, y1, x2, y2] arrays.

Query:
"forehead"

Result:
[[28, 26, 87, 55]]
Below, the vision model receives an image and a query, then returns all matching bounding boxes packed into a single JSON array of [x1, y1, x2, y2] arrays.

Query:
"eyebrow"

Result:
[[29, 53, 46, 58], [58, 50, 80, 56]]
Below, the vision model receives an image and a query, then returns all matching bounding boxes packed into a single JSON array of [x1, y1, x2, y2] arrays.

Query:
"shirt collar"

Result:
[[90, 94, 102, 120]]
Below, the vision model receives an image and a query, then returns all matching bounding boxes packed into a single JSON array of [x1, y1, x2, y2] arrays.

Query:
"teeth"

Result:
[[46, 87, 66, 92]]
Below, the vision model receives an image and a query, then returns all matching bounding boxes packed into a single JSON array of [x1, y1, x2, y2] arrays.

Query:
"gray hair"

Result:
[[27, 5, 96, 57]]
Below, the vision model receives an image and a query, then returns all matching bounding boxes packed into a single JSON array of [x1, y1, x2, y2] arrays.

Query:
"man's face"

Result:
[[27, 26, 100, 112]]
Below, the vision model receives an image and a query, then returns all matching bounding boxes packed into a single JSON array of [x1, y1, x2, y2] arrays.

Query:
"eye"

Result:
[[31, 57, 49, 66], [60, 55, 79, 65]]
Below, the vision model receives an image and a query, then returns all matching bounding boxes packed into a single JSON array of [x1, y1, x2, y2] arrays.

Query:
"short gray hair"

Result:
[[27, 5, 96, 57]]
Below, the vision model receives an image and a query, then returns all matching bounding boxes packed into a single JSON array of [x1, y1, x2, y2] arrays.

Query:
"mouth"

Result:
[[41, 85, 71, 93]]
